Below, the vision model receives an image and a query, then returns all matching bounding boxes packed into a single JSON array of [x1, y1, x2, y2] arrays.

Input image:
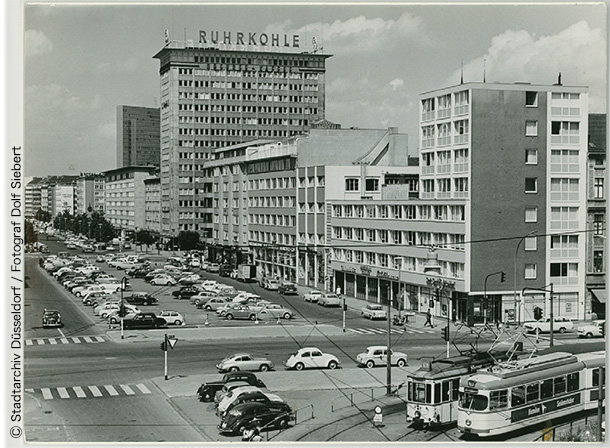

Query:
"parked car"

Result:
[[218, 401, 294, 435], [318, 293, 342, 307], [124, 292, 158, 306], [158, 310, 185, 326], [577, 320, 605, 338], [178, 274, 201, 285], [223, 304, 257, 321], [172, 285, 202, 300], [197, 372, 266, 402], [207, 263, 220, 273], [356, 346, 408, 368], [122, 312, 166, 330], [217, 386, 264, 415], [214, 381, 253, 405], [524, 317, 574, 333], [284, 347, 340, 371], [216, 353, 275, 373], [82, 291, 112, 306], [42, 309, 62, 328], [220, 391, 284, 418], [261, 277, 280, 291], [219, 264, 234, 277], [199, 297, 230, 311], [256, 304, 295, 320], [278, 282, 298, 295], [150, 275, 177, 286], [127, 267, 151, 278], [361, 304, 387, 320], [304, 290, 324, 303]]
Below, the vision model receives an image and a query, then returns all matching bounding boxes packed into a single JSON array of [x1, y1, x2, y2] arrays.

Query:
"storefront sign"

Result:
[[360, 266, 372, 275], [341, 265, 356, 273], [376, 270, 399, 281], [200, 31, 300, 48]]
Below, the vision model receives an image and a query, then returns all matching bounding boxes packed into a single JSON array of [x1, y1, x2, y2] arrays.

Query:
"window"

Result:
[[355, 228, 364, 241], [365, 178, 380, 192], [567, 372, 579, 392], [525, 149, 538, 165], [525, 178, 537, 193], [594, 251, 604, 273], [595, 178, 604, 199], [525, 264, 537, 279], [540, 379, 553, 399], [594, 214, 604, 235], [345, 178, 359, 192], [550, 263, 578, 278], [526, 383, 539, 402], [489, 390, 508, 410], [525, 120, 538, 136], [512, 386, 526, 407], [554, 376, 566, 395], [526, 91, 538, 107], [525, 236, 537, 251]]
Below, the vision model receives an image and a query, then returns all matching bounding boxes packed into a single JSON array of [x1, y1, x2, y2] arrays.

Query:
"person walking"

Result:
[[424, 309, 433, 327]]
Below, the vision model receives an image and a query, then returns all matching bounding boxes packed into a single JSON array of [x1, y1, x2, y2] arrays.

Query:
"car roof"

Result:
[[231, 353, 251, 357], [44, 309, 60, 314]]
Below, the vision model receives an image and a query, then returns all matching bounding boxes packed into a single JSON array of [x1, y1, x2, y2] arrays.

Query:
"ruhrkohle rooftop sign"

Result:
[[199, 31, 300, 48]]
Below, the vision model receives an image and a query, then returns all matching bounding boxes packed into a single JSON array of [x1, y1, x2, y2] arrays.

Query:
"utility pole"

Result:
[[342, 295, 346, 332], [386, 283, 392, 395], [120, 277, 127, 340], [597, 366, 604, 441]]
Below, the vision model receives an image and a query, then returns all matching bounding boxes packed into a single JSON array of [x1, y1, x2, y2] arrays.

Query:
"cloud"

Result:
[[448, 21, 607, 111], [25, 29, 53, 57], [91, 94, 104, 110], [389, 78, 404, 91], [97, 122, 115, 138]]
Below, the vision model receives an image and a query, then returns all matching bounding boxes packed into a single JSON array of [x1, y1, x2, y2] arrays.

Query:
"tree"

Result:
[[135, 230, 157, 253], [25, 220, 38, 244], [35, 208, 52, 223], [176, 231, 200, 251]]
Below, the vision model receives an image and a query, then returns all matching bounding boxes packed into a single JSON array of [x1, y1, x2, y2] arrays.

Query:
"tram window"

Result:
[[489, 390, 508, 410], [413, 383, 426, 403], [541, 379, 553, 399], [451, 379, 460, 400], [593, 368, 606, 387], [526, 383, 539, 402], [512, 386, 526, 406], [554, 376, 566, 395], [407, 381, 412, 401], [426, 384, 432, 404], [434, 383, 441, 404], [442, 381, 450, 402], [567, 372, 579, 392], [459, 392, 488, 411]]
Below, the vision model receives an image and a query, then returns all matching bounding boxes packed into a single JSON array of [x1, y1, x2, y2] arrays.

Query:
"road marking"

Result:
[[92, 336, 105, 342], [60, 338, 69, 344], [120, 385, 135, 395], [71, 337, 81, 343], [26, 388, 34, 393], [41, 388, 53, 400], [83, 337, 93, 343], [73, 386, 86, 398], [58, 328, 66, 338], [89, 386, 102, 397], [36, 339, 44, 345], [57, 387, 70, 399], [367, 328, 387, 334], [26, 340, 33, 346], [49, 339, 57, 345], [104, 385, 119, 396], [136, 384, 151, 394]]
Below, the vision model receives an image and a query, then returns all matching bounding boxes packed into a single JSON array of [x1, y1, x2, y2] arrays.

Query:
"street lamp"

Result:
[[522, 284, 555, 347], [120, 277, 128, 340], [514, 231, 538, 325], [484, 271, 506, 325]]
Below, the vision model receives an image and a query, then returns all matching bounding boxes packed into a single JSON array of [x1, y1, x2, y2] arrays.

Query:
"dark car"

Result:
[[172, 285, 202, 300], [124, 292, 158, 306], [42, 309, 63, 328], [196, 372, 266, 402], [278, 282, 298, 295], [218, 401, 294, 435], [219, 264, 233, 277], [220, 391, 285, 418], [127, 267, 151, 278], [122, 313, 166, 330]]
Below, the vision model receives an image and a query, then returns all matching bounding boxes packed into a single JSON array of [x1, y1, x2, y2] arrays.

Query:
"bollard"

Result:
[[373, 406, 383, 427]]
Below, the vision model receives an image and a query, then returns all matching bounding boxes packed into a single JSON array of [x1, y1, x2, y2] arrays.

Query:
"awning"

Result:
[[591, 289, 607, 304]]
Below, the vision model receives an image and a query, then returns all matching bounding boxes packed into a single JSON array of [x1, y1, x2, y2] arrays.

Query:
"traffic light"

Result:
[[118, 305, 127, 317], [441, 326, 449, 341], [533, 306, 543, 321], [500, 272, 506, 283], [160, 342, 167, 351]]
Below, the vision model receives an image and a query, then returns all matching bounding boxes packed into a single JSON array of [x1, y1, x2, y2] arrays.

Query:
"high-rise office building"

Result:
[[153, 39, 330, 239], [116, 106, 161, 168]]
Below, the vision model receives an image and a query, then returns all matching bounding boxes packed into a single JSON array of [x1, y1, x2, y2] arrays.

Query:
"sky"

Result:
[[22, 1, 608, 178]]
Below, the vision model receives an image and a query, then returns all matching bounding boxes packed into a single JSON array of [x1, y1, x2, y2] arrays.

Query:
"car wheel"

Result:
[[204, 305, 212, 311], [397, 358, 407, 367], [366, 360, 375, 369], [283, 313, 292, 320], [559, 327, 567, 334], [328, 360, 338, 370], [110, 317, 117, 324], [295, 362, 305, 371], [249, 314, 257, 321], [226, 314, 234, 320], [229, 366, 239, 372], [238, 425, 247, 435], [259, 364, 270, 372], [174, 320, 182, 326], [278, 417, 289, 429], [166, 281, 172, 286], [76, 292, 82, 297], [178, 295, 183, 300], [203, 392, 212, 402], [586, 332, 593, 339]]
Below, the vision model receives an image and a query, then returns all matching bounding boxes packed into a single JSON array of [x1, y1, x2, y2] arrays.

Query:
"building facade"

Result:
[[75, 174, 105, 214], [144, 176, 162, 234], [103, 166, 157, 233], [25, 177, 43, 218], [117, 106, 161, 168], [153, 40, 330, 239]]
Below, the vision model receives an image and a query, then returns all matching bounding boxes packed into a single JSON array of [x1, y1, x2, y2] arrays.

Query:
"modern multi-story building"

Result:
[[36, 175, 78, 216], [25, 177, 43, 218], [103, 166, 157, 233], [586, 113, 606, 318], [75, 173, 105, 214], [153, 39, 330, 239], [144, 176, 162, 234], [116, 105, 161, 168]]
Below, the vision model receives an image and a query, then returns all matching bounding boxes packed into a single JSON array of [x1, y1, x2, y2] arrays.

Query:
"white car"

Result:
[[524, 317, 574, 334], [361, 304, 387, 320], [158, 311, 185, 325], [217, 386, 262, 415], [319, 293, 342, 307], [150, 275, 177, 286], [190, 291, 221, 306], [201, 280, 219, 290], [304, 290, 324, 303], [356, 346, 408, 368], [577, 320, 605, 338], [284, 347, 340, 371]]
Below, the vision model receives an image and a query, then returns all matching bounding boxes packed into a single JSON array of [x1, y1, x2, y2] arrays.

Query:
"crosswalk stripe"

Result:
[[57, 387, 70, 399], [368, 328, 387, 334], [26, 340, 33, 346], [36, 339, 44, 345], [26, 388, 34, 393], [89, 386, 102, 397], [73, 386, 86, 398], [60, 338, 69, 344], [71, 337, 81, 343], [104, 385, 119, 396], [354, 328, 376, 334], [136, 384, 151, 394], [49, 339, 57, 345], [93, 336, 105, 342], [120, 384, 135, 395], [83, 337, 93, 343], [41, 388, 53, 400]]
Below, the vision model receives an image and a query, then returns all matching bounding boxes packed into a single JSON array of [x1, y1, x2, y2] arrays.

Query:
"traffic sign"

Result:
[[167, 337, 178, 349]]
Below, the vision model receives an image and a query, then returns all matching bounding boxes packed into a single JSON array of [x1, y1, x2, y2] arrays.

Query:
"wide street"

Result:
[[23, 238, 603, 443]]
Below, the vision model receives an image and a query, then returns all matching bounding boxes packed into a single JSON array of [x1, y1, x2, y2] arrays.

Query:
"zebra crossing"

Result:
[[26, 335, 106, 346], [25, 383, 153, 400], [348, 326, 436, 335]]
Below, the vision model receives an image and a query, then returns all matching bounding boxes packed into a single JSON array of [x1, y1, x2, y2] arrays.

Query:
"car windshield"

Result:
[[458, 392, 488, 411]]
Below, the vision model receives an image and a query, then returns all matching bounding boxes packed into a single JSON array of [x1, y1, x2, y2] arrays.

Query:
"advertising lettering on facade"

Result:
[[199, 31, 300, 48], [510, 393, 580, 423]]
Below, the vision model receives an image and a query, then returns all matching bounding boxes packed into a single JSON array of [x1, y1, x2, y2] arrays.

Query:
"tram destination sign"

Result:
[[511, 393, 580, 423]]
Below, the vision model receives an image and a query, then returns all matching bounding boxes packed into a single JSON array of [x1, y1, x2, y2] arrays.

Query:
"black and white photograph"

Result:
[[6, 0, 608, 445]]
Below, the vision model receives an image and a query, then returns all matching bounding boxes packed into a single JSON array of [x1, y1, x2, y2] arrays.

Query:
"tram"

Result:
[[456, 351, 605, 437], [405, 352, 506, 428]]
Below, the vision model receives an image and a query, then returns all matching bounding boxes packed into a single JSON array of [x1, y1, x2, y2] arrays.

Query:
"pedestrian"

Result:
[[336, 286, 342, 296], [424, 310, 433, 327], [452, 307, 457, 324]]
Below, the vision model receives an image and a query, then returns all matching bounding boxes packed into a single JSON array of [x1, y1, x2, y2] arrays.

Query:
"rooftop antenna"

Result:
[[460, 59, 464, 84], [483, 58, 486, 83], [558, 72, 562, 85]]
